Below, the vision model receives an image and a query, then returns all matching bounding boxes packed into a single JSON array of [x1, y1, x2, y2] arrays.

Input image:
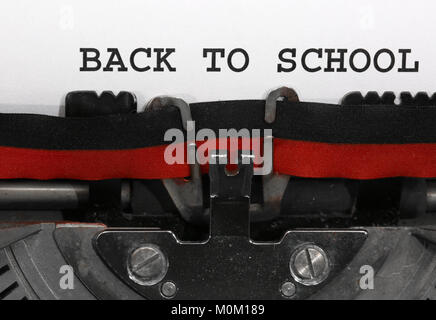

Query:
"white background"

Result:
[[0, 0, 433, 115]]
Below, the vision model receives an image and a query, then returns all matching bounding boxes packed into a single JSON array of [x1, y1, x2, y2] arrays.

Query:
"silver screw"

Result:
[[280, 282, 296, 298], [161, 281, 177, 298], [290, 244, 330, 286], [127, 245, 168, 286]]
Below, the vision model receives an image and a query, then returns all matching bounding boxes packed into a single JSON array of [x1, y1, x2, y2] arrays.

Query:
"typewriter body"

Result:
[[1, 0, 436, 301]]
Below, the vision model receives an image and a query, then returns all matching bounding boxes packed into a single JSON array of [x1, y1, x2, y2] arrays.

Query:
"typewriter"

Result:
[[0, 87, 435, 300]]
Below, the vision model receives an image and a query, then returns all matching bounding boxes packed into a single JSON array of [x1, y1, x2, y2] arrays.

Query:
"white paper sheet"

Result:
[[0, 0, 432, 115]]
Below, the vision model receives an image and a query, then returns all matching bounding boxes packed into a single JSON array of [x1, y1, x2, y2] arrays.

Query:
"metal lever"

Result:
[[209, 152, 253, 237], [250, 87, 299, 221], [146, 96, 204, 224]]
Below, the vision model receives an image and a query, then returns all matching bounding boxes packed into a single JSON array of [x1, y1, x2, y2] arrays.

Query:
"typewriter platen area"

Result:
[[1, 90, 436, 300]]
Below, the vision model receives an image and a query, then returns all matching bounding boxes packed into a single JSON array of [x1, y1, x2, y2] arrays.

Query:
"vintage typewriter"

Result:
[[0, 87, 435, 300]]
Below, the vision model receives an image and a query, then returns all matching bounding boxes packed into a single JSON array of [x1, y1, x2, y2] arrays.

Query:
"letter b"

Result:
[[80, 48, 101, 71]]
